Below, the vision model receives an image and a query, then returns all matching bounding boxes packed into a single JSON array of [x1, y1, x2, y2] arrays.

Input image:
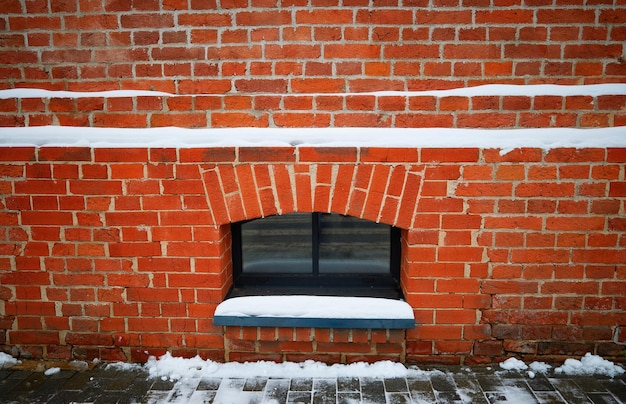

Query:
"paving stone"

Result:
[[527, 374, 557, 392], [244, 376, 268, 391], [264, 378, 290, 404], [290, 377, 313, 391], [452, 374, 489, 404], [407, 378, 437, 403], [477, 374, 506, 392], [312, 390, 336, 404], [534, 391, 569, 403], [0, 370, 12, 381], [105, 373, 137, 390], [61, 370, 96, 390], [187, 389, 217, 403], [435, 390, 465, 403], [337, 392, 361, 404], [384, 377, 408, 392], [150, 376, 178, 391], [125, 376, 155, 401], [550, 378, 594, 403], [13, 372, 48, 392], [287, 390, 312, 403], [197, 377, 221, 390], [142, 390, 172, 403], [360, 377, 386, 403], [487, 384, 538, 403], [0, 370, 30, 397], [588, 392, 622, 404], [168, 378, 201, 402], [27, 376, 71, 403], [430, 373, 457, 392], [93, 391, 131, 404], [53, 388, 103, 403], [337, 376, 359, 392], [601, 379, 626, 402], [577, 377, 613, 393], [313, 378, 335, 394], [386, 391, 412, 403]]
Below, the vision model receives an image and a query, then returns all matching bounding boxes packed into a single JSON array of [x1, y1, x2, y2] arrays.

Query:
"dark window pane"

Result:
[[241, 213, 312, 273], [318, 214, 390, 274]]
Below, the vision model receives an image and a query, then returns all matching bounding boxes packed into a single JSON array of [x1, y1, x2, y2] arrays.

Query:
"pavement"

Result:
[[0, 360, 625, 404]]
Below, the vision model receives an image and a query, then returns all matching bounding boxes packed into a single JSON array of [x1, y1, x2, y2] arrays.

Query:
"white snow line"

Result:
[[1, 83, 625, 99], [1, 126, 625, 150], [0, 89, 173, 99]]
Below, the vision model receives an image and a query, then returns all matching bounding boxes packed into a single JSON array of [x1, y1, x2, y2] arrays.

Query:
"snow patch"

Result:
[[0, 88, 172, 99], [70, 360, 89, 370], [499, 357, 528, 371], [499, 353, 624, 378], [555, 353, 625, 377], [44, 367, 61, 376], [499, 358, 553, 379], [0, 352, 19, 368], [529, 361, 552, 374]]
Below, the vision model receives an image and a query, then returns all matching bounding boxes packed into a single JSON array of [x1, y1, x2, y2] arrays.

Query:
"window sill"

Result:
[[213, 296, 415, 329]]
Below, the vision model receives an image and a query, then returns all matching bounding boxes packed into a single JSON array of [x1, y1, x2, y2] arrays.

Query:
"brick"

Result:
[[421, 149, 479, 163], [298, 147, 357, 163], [515, 182, 575, 197]]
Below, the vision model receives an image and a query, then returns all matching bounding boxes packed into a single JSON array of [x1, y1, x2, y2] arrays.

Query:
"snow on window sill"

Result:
[[213, 295, 415, 329]]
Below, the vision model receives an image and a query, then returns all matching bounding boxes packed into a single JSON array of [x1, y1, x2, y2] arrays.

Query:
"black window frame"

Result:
[[229, 212, 402, 299]]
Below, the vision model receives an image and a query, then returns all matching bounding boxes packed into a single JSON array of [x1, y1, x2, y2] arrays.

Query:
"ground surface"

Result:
[[0, 361, 625, 403]]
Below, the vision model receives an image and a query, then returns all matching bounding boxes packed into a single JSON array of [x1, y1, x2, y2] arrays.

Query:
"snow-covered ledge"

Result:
[[213, 296, 415, 329]]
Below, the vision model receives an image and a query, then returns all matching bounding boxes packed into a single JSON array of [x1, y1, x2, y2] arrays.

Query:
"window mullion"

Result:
[[312, 212, 320, 277]]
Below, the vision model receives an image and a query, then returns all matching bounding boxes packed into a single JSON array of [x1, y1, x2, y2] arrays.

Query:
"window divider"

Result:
[[312, 212, 320, 277]]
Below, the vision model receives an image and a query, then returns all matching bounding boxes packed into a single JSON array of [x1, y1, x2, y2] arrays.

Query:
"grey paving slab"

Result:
[[196, 377, 221, 391], [603, 379, 626, 402], [243, 376, 268, 391], [288, 390, 313, 403], [337, 376, 360, 393], [407, 378, 437, 403], [264, 378, 290, 404], [337, 391, 361, 403], [384, 377, 409, 393], [291, 377, 314, 391], [361, 377, 387, 403]]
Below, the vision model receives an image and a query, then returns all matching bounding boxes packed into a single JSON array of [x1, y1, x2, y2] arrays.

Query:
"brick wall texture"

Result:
[[0, 0, 625, 365]]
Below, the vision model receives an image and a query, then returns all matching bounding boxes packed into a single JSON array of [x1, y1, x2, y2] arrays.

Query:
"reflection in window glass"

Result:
[[318, 214, 389, 274], [241, 213, 312, 274]]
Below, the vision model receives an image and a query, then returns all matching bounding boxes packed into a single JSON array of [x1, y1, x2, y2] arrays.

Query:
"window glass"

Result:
[[318, 214, 390, 274], [241, 213, 312, 274]]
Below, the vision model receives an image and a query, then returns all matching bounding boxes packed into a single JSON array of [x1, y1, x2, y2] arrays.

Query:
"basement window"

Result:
[[214, 213, 412, 329]]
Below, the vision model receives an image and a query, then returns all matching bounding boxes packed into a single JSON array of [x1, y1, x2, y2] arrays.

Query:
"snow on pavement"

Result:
[[555, 352, 626, 377], [100, 352, 626, 382], [0, 352, 20, 369]]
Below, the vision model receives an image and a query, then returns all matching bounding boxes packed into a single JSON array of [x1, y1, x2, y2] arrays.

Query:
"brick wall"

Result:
[[1, 144, 625, 364], [1, 1, 625, 93], [1, 1, 625, 365]]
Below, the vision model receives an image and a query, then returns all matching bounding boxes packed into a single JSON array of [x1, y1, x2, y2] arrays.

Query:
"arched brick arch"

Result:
[[201, 163, 423, 228]]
